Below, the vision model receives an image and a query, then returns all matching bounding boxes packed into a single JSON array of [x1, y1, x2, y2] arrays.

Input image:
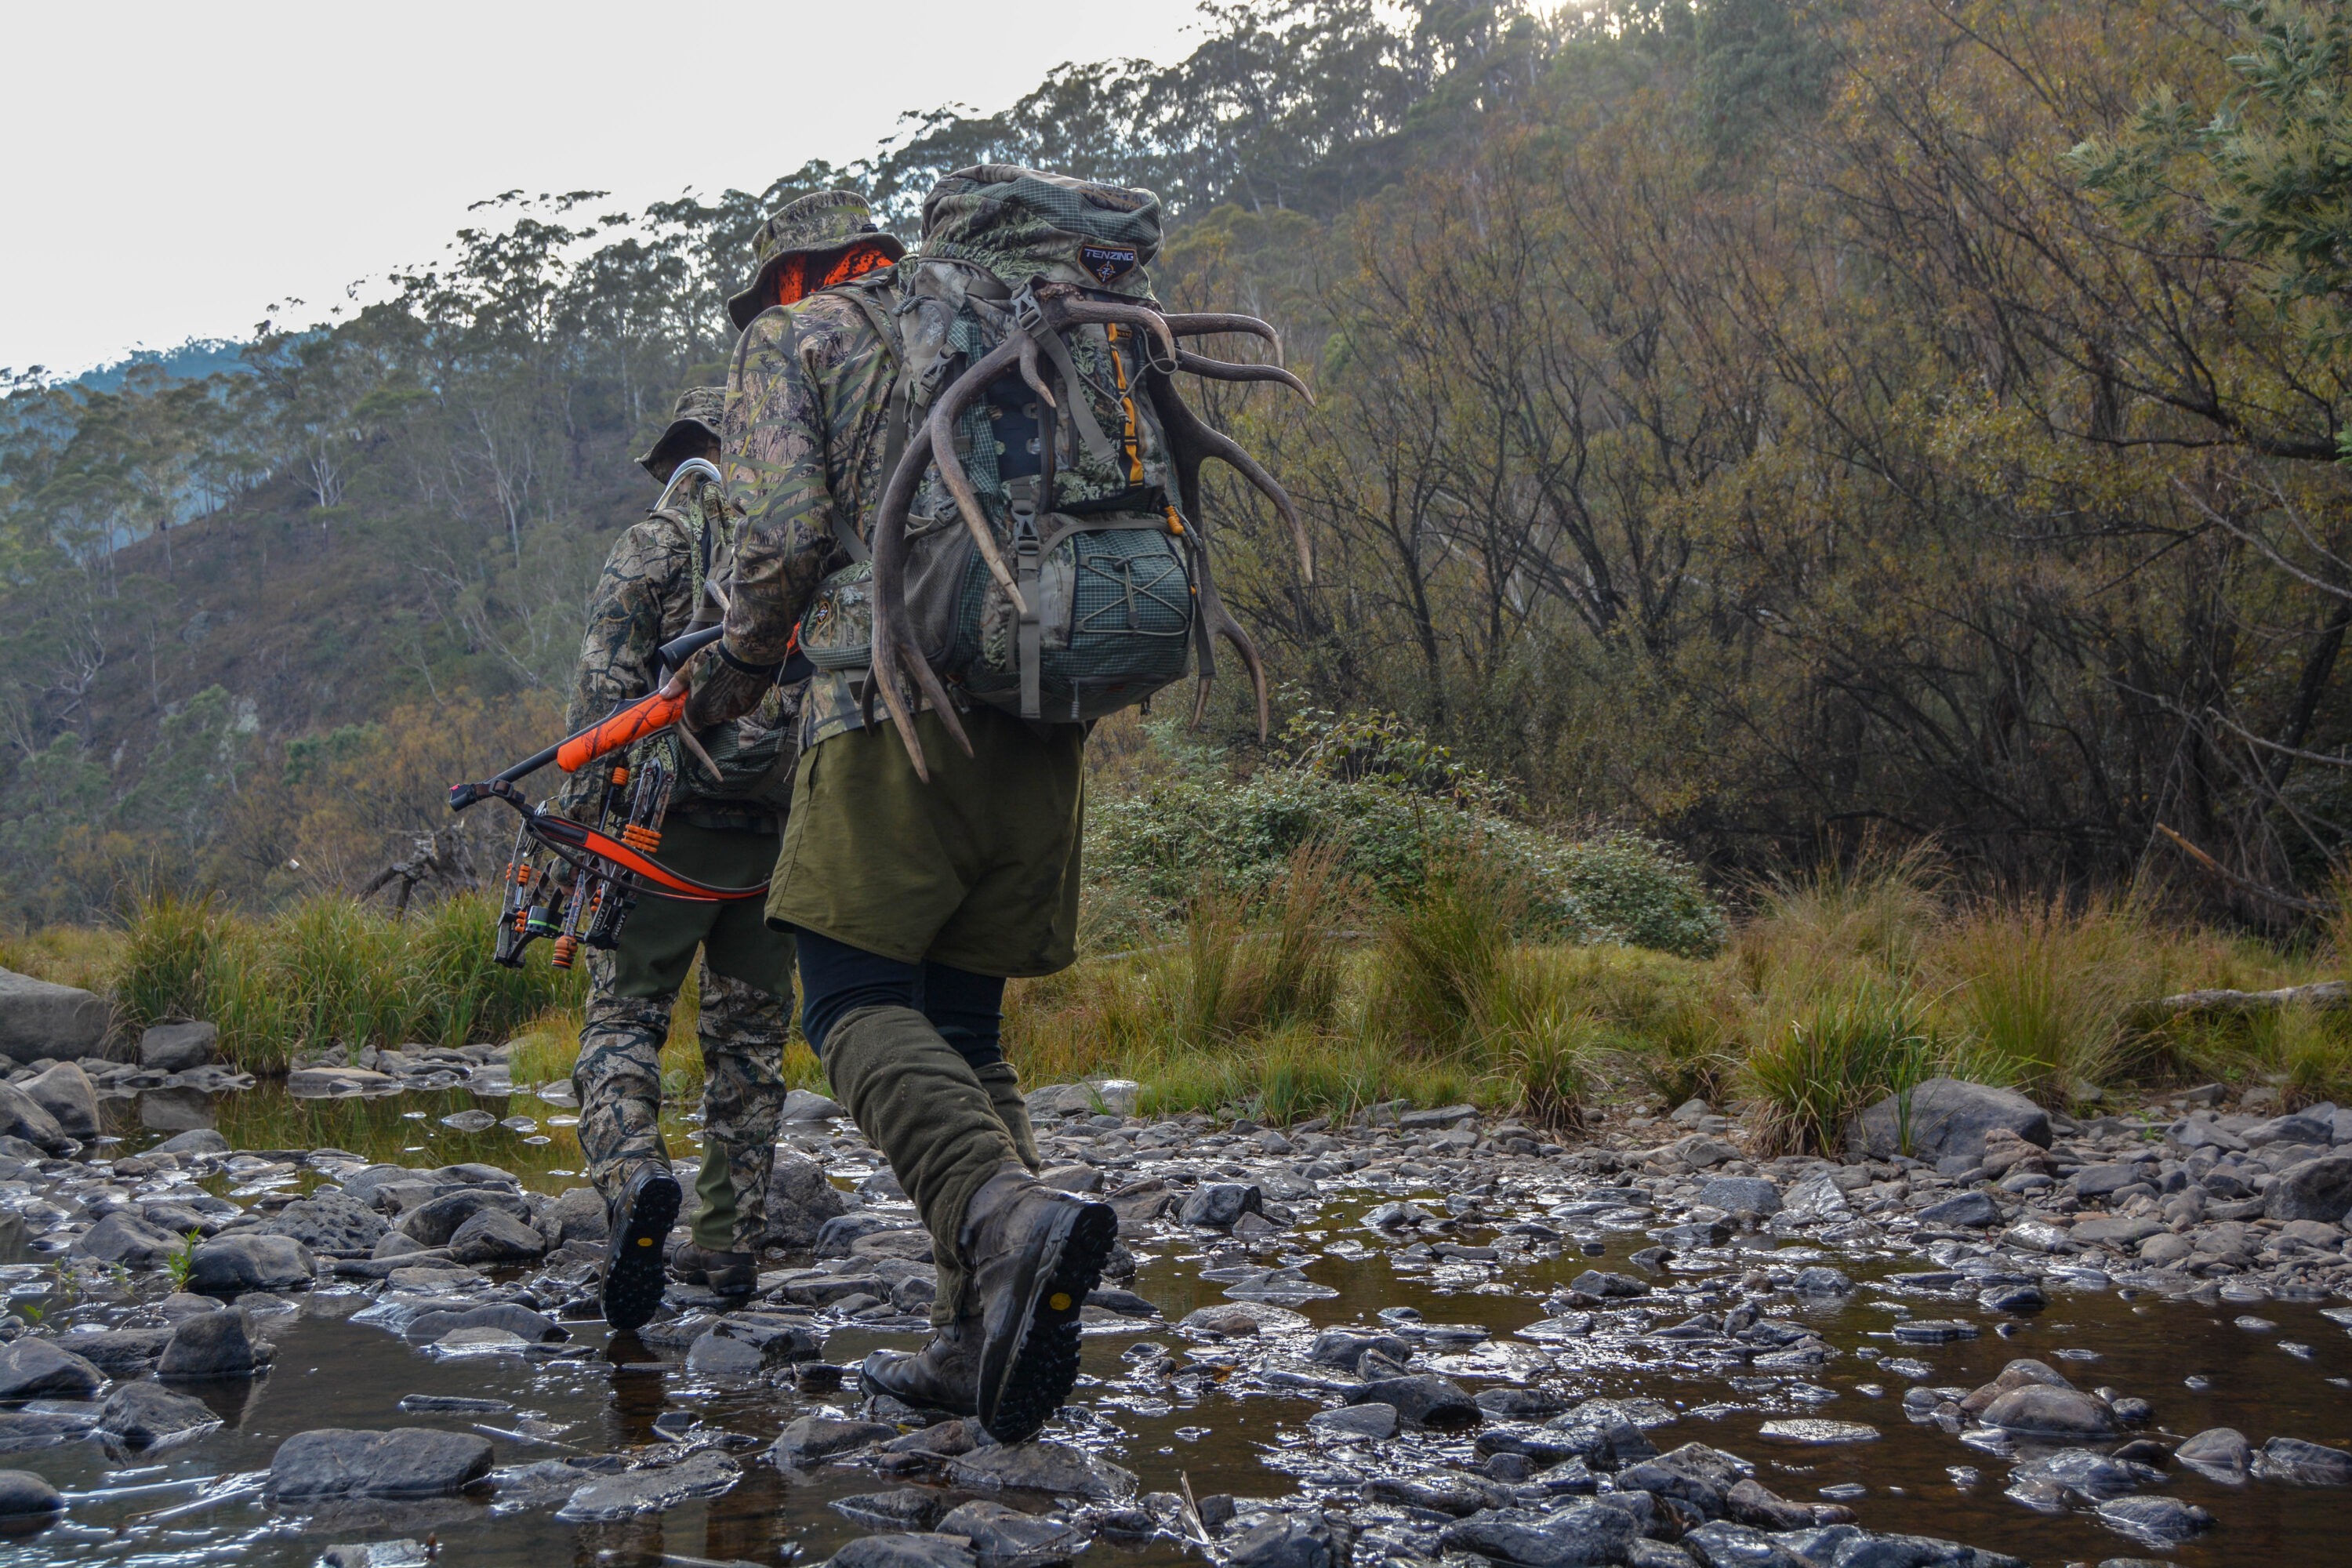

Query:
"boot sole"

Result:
[[979, 1198, 1117, 1443], [601, 1171, 682, 1333]]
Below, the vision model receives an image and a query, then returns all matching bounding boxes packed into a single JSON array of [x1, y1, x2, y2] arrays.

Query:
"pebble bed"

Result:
[[0, 1040, 2344, 1568]]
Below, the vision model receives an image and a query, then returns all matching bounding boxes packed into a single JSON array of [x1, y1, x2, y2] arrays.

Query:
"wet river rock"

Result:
[[96, 1378, 223, 1449], [269, 1426, 495, 1499]]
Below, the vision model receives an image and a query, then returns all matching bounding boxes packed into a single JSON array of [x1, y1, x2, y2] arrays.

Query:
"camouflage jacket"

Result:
[[557, 467, 799, 831], [720, 276, 904, 750], [720, 263, 1170, 748]]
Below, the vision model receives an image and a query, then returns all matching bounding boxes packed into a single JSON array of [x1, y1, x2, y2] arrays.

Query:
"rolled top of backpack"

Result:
[[921, 165, 1163, 298]]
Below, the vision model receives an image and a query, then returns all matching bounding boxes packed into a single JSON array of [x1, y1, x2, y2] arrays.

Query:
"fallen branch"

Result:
[[2129, 979, 2350, 1025], [2153, 822, 2334, 915]]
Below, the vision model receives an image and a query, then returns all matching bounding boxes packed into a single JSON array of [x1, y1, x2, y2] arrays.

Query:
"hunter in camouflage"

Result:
[[562, 383, 798, 1324], [686, 176, 1152, 1444]]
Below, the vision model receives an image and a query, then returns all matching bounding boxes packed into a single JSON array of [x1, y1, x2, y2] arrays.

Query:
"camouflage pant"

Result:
[[574, 948, 789, 1253]]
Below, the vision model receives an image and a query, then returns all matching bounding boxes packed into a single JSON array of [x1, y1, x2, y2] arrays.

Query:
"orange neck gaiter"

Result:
[[775, 240, 896, 309]]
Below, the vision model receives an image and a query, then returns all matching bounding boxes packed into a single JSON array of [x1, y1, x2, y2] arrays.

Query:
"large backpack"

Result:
[[797, 166, 1308, 759]]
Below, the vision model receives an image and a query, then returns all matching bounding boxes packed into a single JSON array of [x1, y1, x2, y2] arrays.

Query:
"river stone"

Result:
[[946, 1439, 1138, 1500], [685, 1330, 767, 1377], [446, 1208, 546, 1265], [1442, 1503, 1638, 1567], [18, 1062, 97, 1140], [2005, 1447, 2163, 1502], [2174, 1427, 2252, 1483], [1349, 1374, 1479, 1429], [1980, 1385, 2117, 1439], [187, 1233, 314, 1294], [286, 1066, 399, 1097], [1915, 1191, 2000, 1229], [1696, 1178, 1780, 1218], [1780, 1172, 1850, 1221], [317, 1544, 430, 1568], [1792, 1266, 1853, 1295], [2094, 1495, 2212, 1544], [2070, 1215, 2164, 1249], [1853, 1078, 2051, 1162], [1178, 1183, 1264, 1230], [835, 1490, 952, 1530], [937, 1500, 1091, 1565], [255, 1190, 387, 1255], [782, 1088, 844, 1121], [1568, 1270, 1648, 1298], [1309, 1402, 1398, 1439], [139, 1022, 217, 1073], [269, 1426, 494, 1499], [827, 1535, 977, 1568], [151, 1128, 229, 1156], [2265, 1152, 2352, 1222], [0, 1468, 62, 1519], [0, 968, 109, 1065], [0, 1082, 68, 1154], [71, 1210, 185, 1270], [774, 1415, 896, 1466], [1678, 1521, 1812, 1567], [2255, 1435, 2352, 1484], [158, 1307, 268, 1378], [1225, 1513, 1338, 1568], [96, 1380, 221, 1449], [395, 1188, 530, 1247], [1756, 1419, 1879, 1445], [63, 1327, 171, 1377], [400, 1304, 565, 1345], [0, 1338, 102, 1399], [556, 1449, 740, 1520], [538, 1185, 608, 1247]]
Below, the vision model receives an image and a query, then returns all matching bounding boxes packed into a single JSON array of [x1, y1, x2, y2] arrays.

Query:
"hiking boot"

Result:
[[960, 1163, 1118, 1443], [601, 1163, 681, 1332], [859, 1316, 981, 1414], [671, 1240, 757, 1297]]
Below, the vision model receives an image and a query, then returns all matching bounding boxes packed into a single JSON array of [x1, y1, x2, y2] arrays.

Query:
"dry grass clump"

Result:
[[1929, 895, 2168, 1105]]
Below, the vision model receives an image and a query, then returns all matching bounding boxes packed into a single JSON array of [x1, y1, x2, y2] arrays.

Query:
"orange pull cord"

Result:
[[1105, 324, 1146, 486]]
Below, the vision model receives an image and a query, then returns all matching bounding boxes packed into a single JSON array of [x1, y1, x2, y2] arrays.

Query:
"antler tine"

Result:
[[1051, 299, 1178, 366], [866, 422, 974, 776], [1176, 349, 1314, 404], [1162, 312, 1283, 363], [1018, 332, 1055, 408], [926, 337, 1033, 616], [1211, 603, 1271, 742], [1148, 374, 1315, 586]]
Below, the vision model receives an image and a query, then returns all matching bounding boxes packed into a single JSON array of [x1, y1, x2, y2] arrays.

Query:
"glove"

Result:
[[684, 647, 776, 728]]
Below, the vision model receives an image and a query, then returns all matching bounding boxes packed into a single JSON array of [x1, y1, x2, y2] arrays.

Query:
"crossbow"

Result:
[[446, 460, 791, 968]]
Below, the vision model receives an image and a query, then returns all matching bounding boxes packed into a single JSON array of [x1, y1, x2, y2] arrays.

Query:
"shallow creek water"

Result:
[[2, 1086, 2347, 1568]]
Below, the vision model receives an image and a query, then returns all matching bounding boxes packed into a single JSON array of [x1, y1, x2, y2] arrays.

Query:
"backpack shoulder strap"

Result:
[[833, 278, 913, 564]]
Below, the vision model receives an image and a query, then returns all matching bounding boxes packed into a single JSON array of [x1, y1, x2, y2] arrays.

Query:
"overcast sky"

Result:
[[2, 0, 1205, 377]]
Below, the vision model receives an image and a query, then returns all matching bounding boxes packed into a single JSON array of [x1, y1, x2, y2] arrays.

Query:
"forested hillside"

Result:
[[3, 0, 2349, 929]]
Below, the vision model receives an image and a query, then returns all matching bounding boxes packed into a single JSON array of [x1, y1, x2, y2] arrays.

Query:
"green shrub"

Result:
[[1087, 711, 1724, 956]]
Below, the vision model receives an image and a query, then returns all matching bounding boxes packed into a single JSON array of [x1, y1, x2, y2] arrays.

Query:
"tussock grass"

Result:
[[33, 844, 2352, 1134], [1745, 978, 1933, 1156], [116, 891, 582, 1073]]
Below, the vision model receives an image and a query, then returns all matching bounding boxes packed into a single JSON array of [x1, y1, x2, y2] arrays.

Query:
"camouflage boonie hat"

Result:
[[920, 165, 1163, 298], [636, 386, 727, 477], [725, 191, 906, 330]]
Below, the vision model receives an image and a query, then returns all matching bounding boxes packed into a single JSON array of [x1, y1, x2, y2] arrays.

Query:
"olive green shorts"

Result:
[[766, 706, 1084, 978], [609, 819, 794, 1000]]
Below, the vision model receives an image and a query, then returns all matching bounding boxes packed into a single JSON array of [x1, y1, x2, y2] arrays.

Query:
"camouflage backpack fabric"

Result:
[[797, 167, 1198, 725]]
